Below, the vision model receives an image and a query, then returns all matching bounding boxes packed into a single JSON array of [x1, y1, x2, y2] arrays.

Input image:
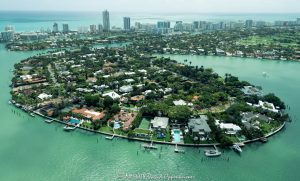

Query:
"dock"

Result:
[[143, 141, 158, 149], [105, 134, 115, 140]]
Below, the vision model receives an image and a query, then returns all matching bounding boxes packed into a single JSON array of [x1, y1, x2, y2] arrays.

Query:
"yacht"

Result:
[[232, 144, 243, 153], [205, 149, 222, 157], [44, 119, 54, 123], [63, 125, 76, 131]]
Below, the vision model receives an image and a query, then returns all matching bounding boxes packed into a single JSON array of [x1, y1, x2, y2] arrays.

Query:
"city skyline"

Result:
[[0, 0, 300, 13]]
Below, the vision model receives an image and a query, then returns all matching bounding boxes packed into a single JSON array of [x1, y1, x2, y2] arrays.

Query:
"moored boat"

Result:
[[63, 125, 76, 131], [30, 113, 35, 117], [260, 137, 268, 143], [44, 119, 54, 123], [205, 150, 222, 157], [231, 144, 243, 153]]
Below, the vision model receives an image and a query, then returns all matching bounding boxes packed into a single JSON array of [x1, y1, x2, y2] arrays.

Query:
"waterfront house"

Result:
[[215, 120, 241, 135], [188, 116, 212, 136], [242, 86, 262, 96], [72, 108, 105, 121], [151, 117, 169, 131]]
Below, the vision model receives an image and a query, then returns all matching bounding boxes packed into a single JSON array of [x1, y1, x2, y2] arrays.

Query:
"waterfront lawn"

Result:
[[99, 126, 114, 134], [82, 122, 93, 129], [260, 121, 281, 134]]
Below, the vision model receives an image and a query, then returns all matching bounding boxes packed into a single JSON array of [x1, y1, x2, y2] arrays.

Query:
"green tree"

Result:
[[168, 105, 192, 124]]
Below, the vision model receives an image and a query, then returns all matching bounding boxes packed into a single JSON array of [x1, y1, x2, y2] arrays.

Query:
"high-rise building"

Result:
[[193, 21, 199, 29], [90, 24, 97, 33], [53, 23, 59, 33], [5, 25, 15, 32], [102, 10, 110, 32], [174, 21, 183, 32], [1, 31, 14, 42], [297, 18, 300, 25], [62, 24, 69, 33], [245, 20, 253, 28], [123, 17, 131, 31], [98, 24, 103, 33], [157, 21, 170, 29]]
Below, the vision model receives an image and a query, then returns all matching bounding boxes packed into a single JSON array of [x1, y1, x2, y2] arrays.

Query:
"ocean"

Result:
[[0, 11, 300, 32]]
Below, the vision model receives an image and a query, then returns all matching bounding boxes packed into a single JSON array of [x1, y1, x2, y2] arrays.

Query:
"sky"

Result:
[[0, 0, 299, 13]]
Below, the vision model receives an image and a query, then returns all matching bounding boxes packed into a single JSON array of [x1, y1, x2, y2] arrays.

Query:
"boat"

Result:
[[231, 144, 243, 153], [205, 150, 222, 157], [44, 119, 54, 123], [260, 137, 268, 143], [30, 113, 35, 117], [63, 125, 76, 131], [174, 144, 185, 153], [262, 72, 268, 77]]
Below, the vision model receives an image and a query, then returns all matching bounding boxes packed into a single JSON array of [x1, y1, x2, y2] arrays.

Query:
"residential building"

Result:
[[1, 31, 14, 42], [245, 20, 253, 28], [98, 24, 103, 33], [151, 117, 169, 131], [62, 24, 69, 33], [123, 17, 131, 31], [90, 24, 97, 33], [188, 116, 212, 136], [102, 10, 110, 32], [53, 22, 59, 33]]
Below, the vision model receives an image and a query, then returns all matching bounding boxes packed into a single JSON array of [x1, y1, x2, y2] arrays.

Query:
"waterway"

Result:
[[1, 43, 300, 180]]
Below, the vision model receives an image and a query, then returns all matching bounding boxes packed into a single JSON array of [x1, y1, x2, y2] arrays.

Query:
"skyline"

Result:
[[0, 0, 300, 13]]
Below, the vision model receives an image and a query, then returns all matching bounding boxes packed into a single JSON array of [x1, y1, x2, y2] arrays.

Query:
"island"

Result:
[[9, 42, 290, 148]]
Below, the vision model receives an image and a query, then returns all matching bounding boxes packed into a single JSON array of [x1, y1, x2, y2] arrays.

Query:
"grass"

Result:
[[138, 118, 151, 129], [99, 126, 114, 134]]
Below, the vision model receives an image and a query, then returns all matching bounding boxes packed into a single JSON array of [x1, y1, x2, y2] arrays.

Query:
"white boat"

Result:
[[205, 150, 222, 157], [174, 144, 185, 153], [63, 125, 76, 131], [30, 113, 35, 117], [44, 119, 54, 123], [232, 144, 243, 153]]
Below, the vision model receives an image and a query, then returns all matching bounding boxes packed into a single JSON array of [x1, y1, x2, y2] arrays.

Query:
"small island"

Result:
[[10, 43, 290, 148]]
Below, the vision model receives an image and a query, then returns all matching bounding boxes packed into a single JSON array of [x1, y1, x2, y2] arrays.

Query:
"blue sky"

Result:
[[0, 0, 299, 13]]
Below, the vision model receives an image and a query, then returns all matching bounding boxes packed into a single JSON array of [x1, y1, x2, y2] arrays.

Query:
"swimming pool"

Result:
[[69, 118, 80, 125], [173, 129, 182, 143]]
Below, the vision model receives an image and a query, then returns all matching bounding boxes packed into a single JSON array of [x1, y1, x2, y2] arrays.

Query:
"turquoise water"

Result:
[[1, 12, 300, 181], [1, 11, 300, 32], [1, 44, 300, 180]]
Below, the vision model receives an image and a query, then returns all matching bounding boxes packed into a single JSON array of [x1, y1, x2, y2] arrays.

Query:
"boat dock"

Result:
[[105, 134, 115, 140], [143, 141, 158, 149]]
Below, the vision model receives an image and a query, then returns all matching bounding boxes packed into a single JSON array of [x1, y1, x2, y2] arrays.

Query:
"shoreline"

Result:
[[30, 109, 286, 148]]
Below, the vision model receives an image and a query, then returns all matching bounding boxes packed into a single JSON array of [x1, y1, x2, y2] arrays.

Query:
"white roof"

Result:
[[38, 93, 52, 100], [103, 91, 120, 100], [220, 123, 241, 131], [151, 117, 169, 129], [173, 99, 187, 106]]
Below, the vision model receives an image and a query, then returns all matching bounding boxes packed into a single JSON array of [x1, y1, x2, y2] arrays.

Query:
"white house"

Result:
[[119, 85, 133, 93], [102, 91, 121, 100], [38, 93, 52, 100]]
